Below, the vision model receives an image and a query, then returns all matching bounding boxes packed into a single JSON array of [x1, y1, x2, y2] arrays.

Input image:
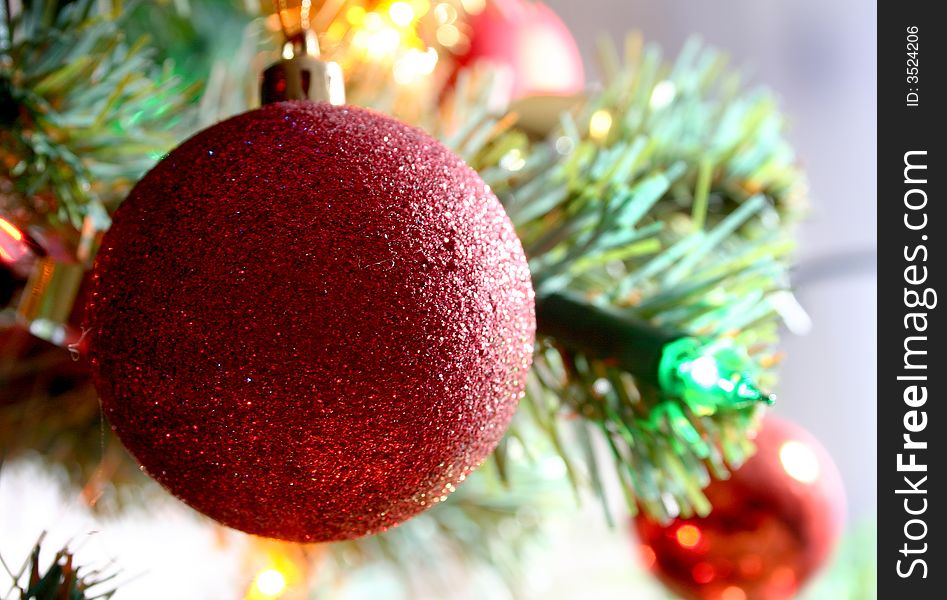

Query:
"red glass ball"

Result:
[[456, 1, 584, 100], [634, 416, 845, 600], [86, 101, 535, 542]]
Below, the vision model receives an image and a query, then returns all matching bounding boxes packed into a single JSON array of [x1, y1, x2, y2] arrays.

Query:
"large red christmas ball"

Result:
[[86, 101, 535, 542], [634, 416, 845, 600], [455, 1, 584, 100]]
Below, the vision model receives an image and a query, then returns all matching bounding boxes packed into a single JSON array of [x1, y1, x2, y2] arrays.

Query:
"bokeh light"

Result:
[[675, 524, 702, 549], [779, 440, 821, 484]]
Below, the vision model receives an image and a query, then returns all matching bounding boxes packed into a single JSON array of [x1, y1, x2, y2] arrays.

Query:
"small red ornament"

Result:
[[455, 1, 584, 101], [86, 101, 535, 542], [634, 416, 845, 600]]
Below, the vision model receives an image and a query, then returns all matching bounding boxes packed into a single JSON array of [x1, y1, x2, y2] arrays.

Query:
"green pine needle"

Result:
[[442, 36, 805, 523], [1, 536, 118, 600], [1, 0, 196, 228]]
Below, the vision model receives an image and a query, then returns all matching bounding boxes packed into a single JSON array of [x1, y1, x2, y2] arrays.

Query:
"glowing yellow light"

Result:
[[675, 524, 702, 549], [436, 23, 460, 47], [393, 65, 411, 85], [434, 3, 458, 25], [722, 586, 747, 600], [650, 80, 677, 109], [460, 0, 486, 14], [589, 109, 613, 141], [389, 2, 415, 28], [364, 12, 385, 30], [251, 569, 286, 598], [326, 21, 347, 41], [375, 30, 402, 56], [0, 217, 24, 241], [393, 47, 439, 84], [351, 10, 404, 61], [779, 440, 821, 484], [500, 148, 526, 172], [346, 6, 366, 25], [423, 46, 439, 69], [0, 217, 28, 263]]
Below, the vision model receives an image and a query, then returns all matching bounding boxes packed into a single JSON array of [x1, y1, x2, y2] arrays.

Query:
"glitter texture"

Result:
[[86, 101, 536, 542]]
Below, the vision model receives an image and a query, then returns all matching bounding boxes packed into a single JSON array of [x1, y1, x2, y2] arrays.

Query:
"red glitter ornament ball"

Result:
[[634, 416, 845, 600], [86, 101, 535, 542]]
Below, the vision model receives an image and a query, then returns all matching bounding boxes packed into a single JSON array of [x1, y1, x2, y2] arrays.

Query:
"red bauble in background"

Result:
[[86, 101, 535, 542], [455, 0, 584, 101], [634, 416, 845, 600]]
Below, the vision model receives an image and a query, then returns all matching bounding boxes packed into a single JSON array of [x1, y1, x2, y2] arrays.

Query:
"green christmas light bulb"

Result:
[[534, 292, 776, 458], [658, 337, 776, 416], [534, 291, 774, 450]]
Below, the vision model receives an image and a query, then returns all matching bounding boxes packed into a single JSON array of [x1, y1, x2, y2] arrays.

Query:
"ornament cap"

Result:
[[261, 30, 345, 105], [17, 257, 85, 347]]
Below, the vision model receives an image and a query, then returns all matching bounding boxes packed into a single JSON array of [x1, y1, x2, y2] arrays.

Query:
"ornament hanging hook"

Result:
[[263, 0, 345, 105], [274, 0, 320, 59]]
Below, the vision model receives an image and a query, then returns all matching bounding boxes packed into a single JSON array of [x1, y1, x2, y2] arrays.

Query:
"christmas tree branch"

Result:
[[441, 36, 804, 522], [1, 535, 118, 599], [0, 0, 195, 229]]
